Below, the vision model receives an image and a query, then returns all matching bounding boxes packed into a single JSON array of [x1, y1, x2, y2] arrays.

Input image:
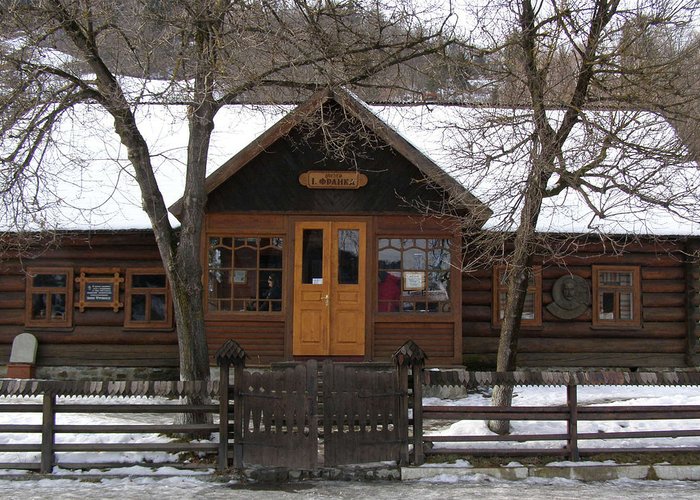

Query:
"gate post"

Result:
[[215, 340, 247, 471], [394, 341, 428, 466]]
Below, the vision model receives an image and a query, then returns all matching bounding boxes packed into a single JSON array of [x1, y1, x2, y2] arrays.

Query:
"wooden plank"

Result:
[[52, 442, 218, 452], [643, 307, 686, 322], [642, 280, 686, 293], [41, 394, 55, 474], [517, 352, 687, 368], [463, 338, 685, 354]]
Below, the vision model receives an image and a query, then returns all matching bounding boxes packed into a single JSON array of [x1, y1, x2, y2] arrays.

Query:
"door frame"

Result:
[[287, 215, 372, 359]]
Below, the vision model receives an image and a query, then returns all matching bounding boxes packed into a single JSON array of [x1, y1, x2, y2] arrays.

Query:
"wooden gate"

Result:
[[232, 361, 318, 469], [217, 341, 412, 470], [321, 360, 407, 466]]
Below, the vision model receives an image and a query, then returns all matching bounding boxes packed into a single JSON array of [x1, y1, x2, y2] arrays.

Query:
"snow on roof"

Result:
[[3, 95, 699, 236], [371, 104, 700, 236]]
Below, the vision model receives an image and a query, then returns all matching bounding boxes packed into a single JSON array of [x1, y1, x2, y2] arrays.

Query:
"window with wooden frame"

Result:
[[377, 238, 452, 313], [25, 267, 73, 328], [492, 265, 542, 327], [125, 269, 172, 329], [207, 236, 284, 313], [592, 265, 641, 328]]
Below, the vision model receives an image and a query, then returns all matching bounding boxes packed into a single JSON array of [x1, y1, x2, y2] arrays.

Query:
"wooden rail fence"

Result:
[[3, 340, 700, 472], [0, 379, 219, 473], [410, 362, 700, 465]]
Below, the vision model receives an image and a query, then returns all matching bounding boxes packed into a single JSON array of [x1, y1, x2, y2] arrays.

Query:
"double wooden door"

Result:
[[292, 221, 366, 356]]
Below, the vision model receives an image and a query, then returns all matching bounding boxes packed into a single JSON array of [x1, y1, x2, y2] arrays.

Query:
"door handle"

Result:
[[322, 294, 329, 306]]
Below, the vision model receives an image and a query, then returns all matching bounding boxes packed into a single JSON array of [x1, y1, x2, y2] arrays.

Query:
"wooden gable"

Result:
[[170, 88, 491, 223]]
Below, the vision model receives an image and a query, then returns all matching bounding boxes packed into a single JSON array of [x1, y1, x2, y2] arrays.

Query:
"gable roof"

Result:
[[168, 87, 493, 226]]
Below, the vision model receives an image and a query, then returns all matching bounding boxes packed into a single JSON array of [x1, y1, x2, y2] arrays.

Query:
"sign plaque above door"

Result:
[[299, 171, 368, 190]]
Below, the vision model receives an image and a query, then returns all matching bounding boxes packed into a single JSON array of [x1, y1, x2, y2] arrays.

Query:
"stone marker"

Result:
[[7, 333, 38, 378]]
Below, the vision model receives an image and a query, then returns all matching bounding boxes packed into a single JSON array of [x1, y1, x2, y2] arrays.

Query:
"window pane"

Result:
[[599, 292, 615, 319], [404, 250, 425, 270], [257, 272, 282, 311], [131, 294, 146, 321], [338, 229, 359, 285], [208, 269, 232, 312], [32, 294, 47, 319], [259, 241, 283, 268], [132, 274, 166, 288], [234, 247, 257, 268], [378, 247, 401, 269], [51, 293, 66, 319], [600, 271, 632, 287], [428, 239, 450, 270], [150, 294, 166, 321], [33, 273, 67, 288], [302, 229, 324, 284], [522, 292, 535, 319], [378, 272, 401, 312], [620, 292, 633, 320]]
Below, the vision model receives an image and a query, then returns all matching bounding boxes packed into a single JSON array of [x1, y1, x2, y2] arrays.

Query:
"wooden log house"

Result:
[[0, 88, 698, 377]]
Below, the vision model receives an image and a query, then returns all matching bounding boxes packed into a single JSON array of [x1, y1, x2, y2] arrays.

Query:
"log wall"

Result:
[[0, 231, 179, 370], [462, 240, 699, 368]]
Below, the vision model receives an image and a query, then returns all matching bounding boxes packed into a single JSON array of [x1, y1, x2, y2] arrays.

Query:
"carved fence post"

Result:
[[393, 340, 428, 466], [215, 340, 247, 472]]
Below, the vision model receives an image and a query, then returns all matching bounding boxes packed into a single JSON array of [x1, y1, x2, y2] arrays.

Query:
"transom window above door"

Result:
[[207, 236, 284, 313]]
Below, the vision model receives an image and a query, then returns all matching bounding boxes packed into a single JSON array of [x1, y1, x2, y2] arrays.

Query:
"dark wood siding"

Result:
[[206, 102, 451, 215], [205, 319, 285, 365], [373, 322, 456, 365], [462, 240, 695, 369]]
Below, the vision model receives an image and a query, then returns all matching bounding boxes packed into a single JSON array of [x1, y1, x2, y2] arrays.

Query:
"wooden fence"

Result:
[[3, 340, 700, 473], [0, 379, 219, 473], [412, 367, 700, 465]]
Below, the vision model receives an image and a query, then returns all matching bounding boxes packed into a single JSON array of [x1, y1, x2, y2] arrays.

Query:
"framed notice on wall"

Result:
[[403, 271, 426, 291], [75, 268, 124, 312]]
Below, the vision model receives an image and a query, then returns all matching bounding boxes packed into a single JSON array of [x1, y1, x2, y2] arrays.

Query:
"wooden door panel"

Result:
[[329, 222, 365, 356], [293, 223, 330, 356], [293, 220, 366, 356], [296, 308, 326, 355]]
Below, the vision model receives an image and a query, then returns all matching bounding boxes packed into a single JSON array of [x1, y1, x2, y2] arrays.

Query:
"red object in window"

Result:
[[378, 272, 401, 312]]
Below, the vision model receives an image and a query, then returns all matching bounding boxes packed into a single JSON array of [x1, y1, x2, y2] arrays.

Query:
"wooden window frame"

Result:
[[25, 267, 74, 328], [124, 268, 173, 330], [206, 235, 285, 315], [376, 237, 453, 315], [592, 265, 641, 329], [492, 265, 542, 328]]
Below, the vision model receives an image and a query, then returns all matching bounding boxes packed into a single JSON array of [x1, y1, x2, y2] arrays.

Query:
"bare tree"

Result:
[[431, 0, 700, 433], [0, 0, 453, 388]]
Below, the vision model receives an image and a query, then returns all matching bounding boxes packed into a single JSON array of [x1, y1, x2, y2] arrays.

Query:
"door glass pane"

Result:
[[338, 229, 359, 285], [302, 229, 324, 284]]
